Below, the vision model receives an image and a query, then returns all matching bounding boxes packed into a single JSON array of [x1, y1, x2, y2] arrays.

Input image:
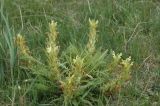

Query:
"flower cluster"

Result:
[[102, 52, 133, 94], [112, 51, 122, 63]]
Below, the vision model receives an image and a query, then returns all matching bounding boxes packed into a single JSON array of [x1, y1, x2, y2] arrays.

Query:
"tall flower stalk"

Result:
[[60, 56, 84, 105], [15, 34, 31, 67], [46, 20, 60, 80], [87, 19, 98, 53]]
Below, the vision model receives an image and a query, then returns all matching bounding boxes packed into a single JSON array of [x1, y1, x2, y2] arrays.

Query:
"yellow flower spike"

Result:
[[87, 19, 98, 53], [49, 20, 58, 41], [46, 20, 60, 81], [15, 34, 30, 55], [60, 55, 86, 99], [15, 33, 32, 68], [61, 74, 78, 100]]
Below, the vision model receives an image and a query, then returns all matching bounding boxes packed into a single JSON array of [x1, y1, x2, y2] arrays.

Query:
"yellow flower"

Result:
[[73, 56, 84, 66], [121, 56, 133, 70], [89, 18, 98, 29], [68, 74, 75, 84], [46, 45, 52, 53], [112, 51, 122, 63], [73, 55, 85, 74]]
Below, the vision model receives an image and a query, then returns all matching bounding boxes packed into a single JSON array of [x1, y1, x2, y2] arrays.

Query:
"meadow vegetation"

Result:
[[0, 0, 160, 106]]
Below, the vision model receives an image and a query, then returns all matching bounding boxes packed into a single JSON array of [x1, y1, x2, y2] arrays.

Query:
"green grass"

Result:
[[0, 0, 160, 106]]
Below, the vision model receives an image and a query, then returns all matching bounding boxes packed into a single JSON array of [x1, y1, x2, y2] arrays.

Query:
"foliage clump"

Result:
[[15, 19, 134, 105]]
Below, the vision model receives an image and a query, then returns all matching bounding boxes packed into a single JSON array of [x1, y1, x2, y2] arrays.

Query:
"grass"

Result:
[[0, 0, 160, 106]]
